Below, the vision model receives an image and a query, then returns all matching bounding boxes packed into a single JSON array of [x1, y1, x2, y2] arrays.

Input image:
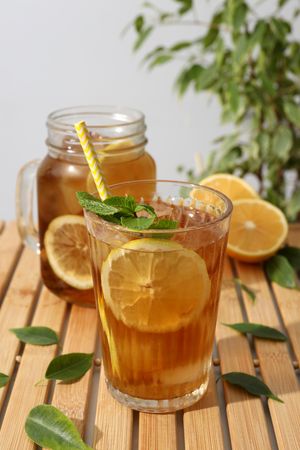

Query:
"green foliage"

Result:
[[130, 0, 300, 221]]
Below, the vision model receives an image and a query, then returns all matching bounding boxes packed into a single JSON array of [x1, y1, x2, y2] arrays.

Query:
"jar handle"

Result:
[[16, 159, 40, 254]]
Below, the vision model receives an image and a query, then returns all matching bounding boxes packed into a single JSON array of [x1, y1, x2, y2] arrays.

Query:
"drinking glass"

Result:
[[84, 180, 232, 412]]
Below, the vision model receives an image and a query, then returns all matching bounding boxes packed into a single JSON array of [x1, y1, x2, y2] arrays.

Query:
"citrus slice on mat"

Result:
[[199, 173, 258, 201], [44, 215, 93, 289], [101, 238, 211, 332], [227, 199, 288, 262]]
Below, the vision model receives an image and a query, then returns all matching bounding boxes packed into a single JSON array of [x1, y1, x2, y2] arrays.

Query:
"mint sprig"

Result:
[[76, 192, 178, 231]]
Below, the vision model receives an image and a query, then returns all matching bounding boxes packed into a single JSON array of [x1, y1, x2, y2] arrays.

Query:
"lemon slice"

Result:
[[199, 173, 258, 201], [44, 215, 93, 290], [101, 238, 211, 332]]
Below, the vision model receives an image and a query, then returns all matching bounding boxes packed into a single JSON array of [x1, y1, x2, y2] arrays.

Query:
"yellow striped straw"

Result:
[[74, 121, 109, 200]]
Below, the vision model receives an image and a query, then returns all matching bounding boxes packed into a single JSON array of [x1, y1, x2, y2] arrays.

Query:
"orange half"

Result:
[[227, 199, 288, 262]]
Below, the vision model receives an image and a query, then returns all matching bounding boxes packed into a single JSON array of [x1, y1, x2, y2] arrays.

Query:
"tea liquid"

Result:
[[37, 150, 156, 305], [88, 202, 228, 399]]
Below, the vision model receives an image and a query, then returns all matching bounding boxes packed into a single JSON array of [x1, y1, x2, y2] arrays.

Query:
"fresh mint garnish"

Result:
[[77, 191, 178, 231], [76, 192, 119, 216], [151, 219, 178, 229], [121, 216, 155, 230], [134, 203, 156, 217]]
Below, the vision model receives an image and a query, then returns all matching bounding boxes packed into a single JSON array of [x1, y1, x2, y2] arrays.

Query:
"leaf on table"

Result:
[[278, 245, 300, 270], [220, 372, 283, 403], [265, 255, 297, 289], [223, 322, 287, 341], [234, 278, 256, 302], [45, 353, 93, 382], [0, 373, 9, 388], [10, 326, 59, 346], [25, 404, 92, 450]]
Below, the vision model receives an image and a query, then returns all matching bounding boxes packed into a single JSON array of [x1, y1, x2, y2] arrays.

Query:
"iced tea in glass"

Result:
[[84, 180, 232, 412], [16, 106, 155, 306]]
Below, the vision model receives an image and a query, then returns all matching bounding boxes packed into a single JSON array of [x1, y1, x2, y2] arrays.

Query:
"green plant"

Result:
[[130, 0, 300, 220]]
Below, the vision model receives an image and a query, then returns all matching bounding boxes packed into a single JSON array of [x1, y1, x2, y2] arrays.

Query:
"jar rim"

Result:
[[47, 105, 145, 130]]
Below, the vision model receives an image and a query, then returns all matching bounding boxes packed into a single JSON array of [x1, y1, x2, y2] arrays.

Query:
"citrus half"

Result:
[[227, 199, 288, 262], [199, 173, 258, 201], [101, 238, 211, 332], [44, 215, 93, 289]]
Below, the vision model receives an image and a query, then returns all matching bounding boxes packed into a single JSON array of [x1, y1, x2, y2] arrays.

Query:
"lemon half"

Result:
[[44, 215, 93, 290]]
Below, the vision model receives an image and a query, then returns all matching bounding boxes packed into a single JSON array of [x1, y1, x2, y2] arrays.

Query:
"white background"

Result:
[[1, 0, 298, 219]]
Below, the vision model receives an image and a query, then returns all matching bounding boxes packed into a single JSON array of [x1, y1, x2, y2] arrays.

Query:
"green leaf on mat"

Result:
[[0, 373, 9, 388], [25, 404, 92, 450], [220, 372, 283, 403], [265, 255, 297, 289], [223, 322, 287, 341], [278, 246, 300, 270], [234, 278, 256, 301], [45, 353, 93, 382], [10, 326, 59, 346]]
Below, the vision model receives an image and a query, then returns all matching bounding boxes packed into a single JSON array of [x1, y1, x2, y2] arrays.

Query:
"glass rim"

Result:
[[47, 105, 145, 130], [84, 179, 233, 236]]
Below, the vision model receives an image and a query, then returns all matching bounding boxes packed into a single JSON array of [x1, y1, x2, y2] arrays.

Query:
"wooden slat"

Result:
[[184, 369, 224, 450], [216, 259, 272, 450], [0, 288, 67, 449], [51, 305, 98, 434], [0, 222, 22, 300], [236, 261, 300, 450], [93, 369, 133, 450], [270, 225, 300, 365], [0, 247, 40, 409], [139, 412, 177, 450]]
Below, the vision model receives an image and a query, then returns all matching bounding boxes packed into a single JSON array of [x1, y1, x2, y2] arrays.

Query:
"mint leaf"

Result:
[[104, 196, 136, 216], [10, 326, 59, 346], [151, 219, 178, 230], [0, 373, 9, 388], [121, 216, 155, 230], [135, 204, 156, 217], [76, 192, 118, 216], [265, 255, 297, 289], [234, 278, 256, 302], [25, 404, 92, 450], [223, 322, 287, 341], [45, 353, 93, 382], [220, 372, 283, 403]]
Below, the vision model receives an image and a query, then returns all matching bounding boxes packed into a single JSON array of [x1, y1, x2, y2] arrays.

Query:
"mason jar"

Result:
[[16, 106, 156, 306]]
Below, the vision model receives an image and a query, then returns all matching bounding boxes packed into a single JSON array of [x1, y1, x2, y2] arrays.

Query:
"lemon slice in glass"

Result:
[[44, 215, 93, 290], [101, 238, 211, 332]]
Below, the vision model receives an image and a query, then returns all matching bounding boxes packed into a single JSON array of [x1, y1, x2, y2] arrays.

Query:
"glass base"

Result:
[[106, 378, 209, 413]]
